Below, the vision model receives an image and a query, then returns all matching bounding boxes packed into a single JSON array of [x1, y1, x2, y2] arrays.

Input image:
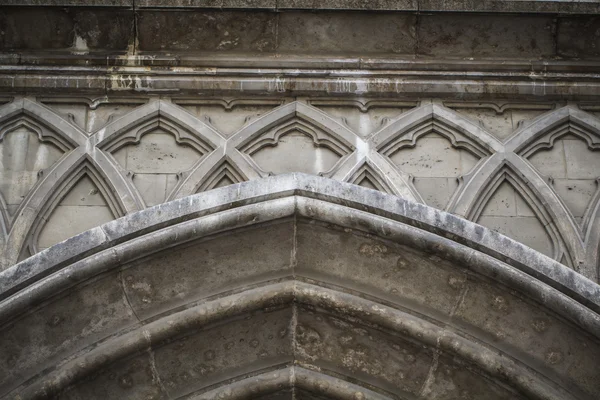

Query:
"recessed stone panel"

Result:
[[250, 132, 341, 175], [417, 14, 555, 58], [122, 220, 294, 320], [137, 10, 277, 52], [296, 220, 468, 318], [278, 12, 417, 55], [0, 127, 64, 215], [37, 175, 116, 250], [0, 272, 134, 396]]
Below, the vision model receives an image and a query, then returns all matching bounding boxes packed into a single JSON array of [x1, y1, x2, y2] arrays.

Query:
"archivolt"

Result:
[[0, 174, 598, 400]]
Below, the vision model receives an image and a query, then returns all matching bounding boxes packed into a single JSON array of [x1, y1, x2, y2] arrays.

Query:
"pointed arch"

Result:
[[370, 104, 502, 209], [0, 99, 88, 150], [459, 153, 584, 268], [195, 156, 248, 193], [369, 103, 504, 156], [228, 101, 361, 178], [2, 152, 128, 264], [505, 106, 600, 154], [346, 157, 396, 195]]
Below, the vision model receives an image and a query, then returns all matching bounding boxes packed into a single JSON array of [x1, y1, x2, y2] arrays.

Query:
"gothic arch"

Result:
[[0, 175, 598, 400]]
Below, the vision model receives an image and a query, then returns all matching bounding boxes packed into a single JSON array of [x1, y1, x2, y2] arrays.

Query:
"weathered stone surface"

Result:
[[0, 175, 598, 399], [417, 13, 556, 58], [278, 12, 417, 54], [558, 17, 600, 59], [0, 7, 133, 52], [1, 3, 600, 399], [137, 10, 277, 52]]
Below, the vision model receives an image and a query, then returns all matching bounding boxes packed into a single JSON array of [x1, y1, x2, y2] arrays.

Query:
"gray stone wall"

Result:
[[0, 96, 599, 281]]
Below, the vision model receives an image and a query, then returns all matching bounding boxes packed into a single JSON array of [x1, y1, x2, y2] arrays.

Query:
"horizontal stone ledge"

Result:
[[2, 73, 600, 100], [2, 0, 600, 13], [5, 54, 600, 74]]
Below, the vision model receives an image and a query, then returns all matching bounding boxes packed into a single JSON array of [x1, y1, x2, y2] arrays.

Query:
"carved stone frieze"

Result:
[[0, 96, 599, 282]]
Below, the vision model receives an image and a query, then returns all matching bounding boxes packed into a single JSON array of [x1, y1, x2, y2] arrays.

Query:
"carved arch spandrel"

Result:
[[228, 101, 361, 178], [455, 153, 585, 272], [369, 103, 504, 155], [369, 103, 503, 208], [0, 99, 95, 265], [19, 156, 127, 256], [1, 149, 84, 265], [345, 157, 396, 195], [93, 100, 226, 207]]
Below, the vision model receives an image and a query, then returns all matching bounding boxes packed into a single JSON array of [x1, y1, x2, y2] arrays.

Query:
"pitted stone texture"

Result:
[[59, 353, 166, 400], [122, 220, 294, 320], [0, 272, 135, 396], [295, 306, 433, 396], [278, 12, 417, 54], [137, 10, 277, 52], [0, 7, 133, 52], [417, 14, 555, 58], [296, 220, 468, 317], [1, 175, 599, 399], [153, 307, 293, 399], [558, 17, 600, 59]]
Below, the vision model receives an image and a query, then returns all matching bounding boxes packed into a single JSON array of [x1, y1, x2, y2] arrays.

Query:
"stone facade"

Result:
[[1, 2, 600, 400], [1, 97, 600, 281]]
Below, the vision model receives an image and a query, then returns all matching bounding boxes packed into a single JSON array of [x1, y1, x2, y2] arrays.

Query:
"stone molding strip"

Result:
[[2, 61, 600, 99], [1, 174, 599, 329], [188, 366, 392, 400], [2, 0, 599, 14]]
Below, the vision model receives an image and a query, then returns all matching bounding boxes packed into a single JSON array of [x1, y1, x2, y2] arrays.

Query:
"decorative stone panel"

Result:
[[0, 97, 600, 283]]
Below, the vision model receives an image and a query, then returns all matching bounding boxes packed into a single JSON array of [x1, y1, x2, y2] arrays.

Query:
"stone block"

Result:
[[417, 14, 555, 58], [296, 221, 468, 317], [137, 10, 277, 52], [553, 178, 597, 218], [0, 272, 134, 395], [132, 173, 170, 207], [250, 132, 341, 175], [37, 205, 114, 249], [295, 304, 433, 395], [476, 216, 553, 257], [122, 221, 294, 320], [563, 138, 600, 179], [413, 176, 457, 210], [480, 181, 518, 217], [153, 307, 293, 398], [454, 275, 600, 396], [59, 353, 164, 400], [528, 143, 568, 179], [60, 176, 111, 206], [113, 131, 202, 174], [557, 17, 600, 59], [277, 12, 417, 54], [389, 135, 478, 178], [0, 8, 133, 52]]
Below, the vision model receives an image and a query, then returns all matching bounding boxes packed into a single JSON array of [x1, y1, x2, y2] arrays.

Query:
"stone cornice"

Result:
[[2, 0, 600, 14], [2, 58, 600, 99]]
